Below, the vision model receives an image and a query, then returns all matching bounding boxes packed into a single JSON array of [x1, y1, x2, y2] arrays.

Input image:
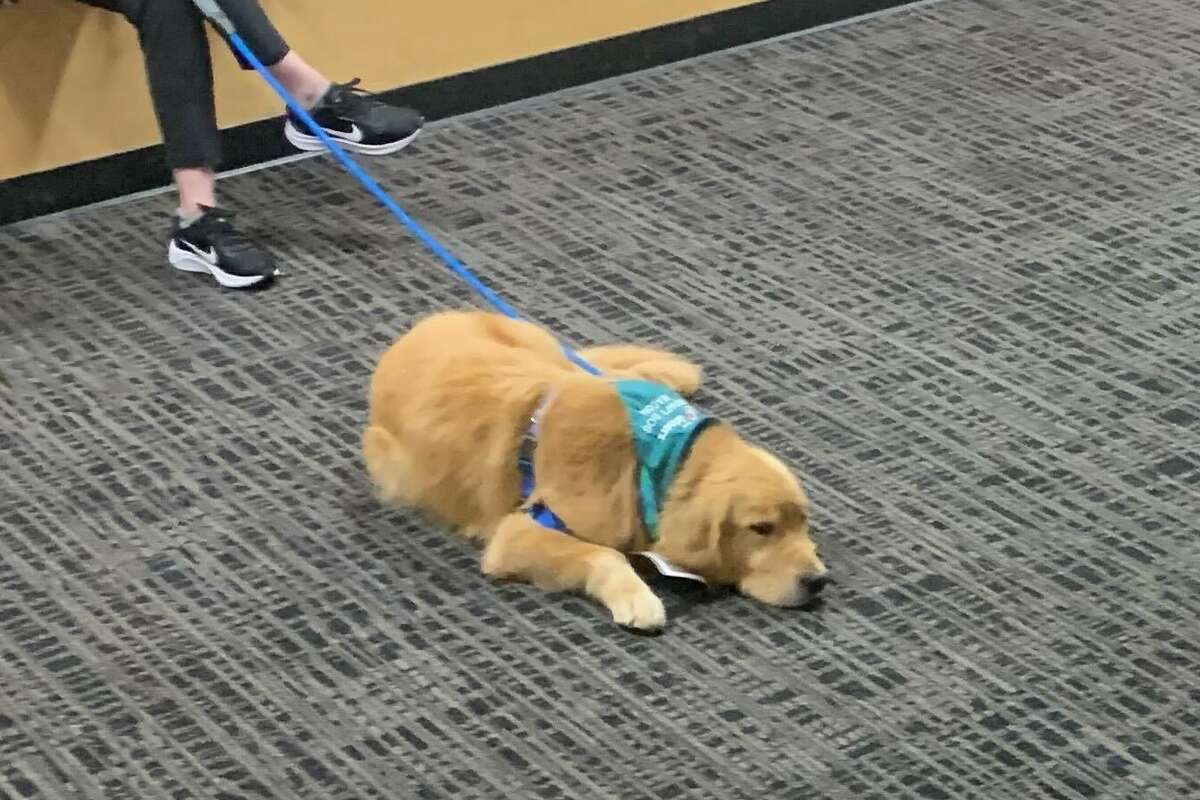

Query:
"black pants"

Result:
[[79, 0, 290, 170]]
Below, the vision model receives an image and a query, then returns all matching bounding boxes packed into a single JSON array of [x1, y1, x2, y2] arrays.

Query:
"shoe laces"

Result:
[[325, 78, 380, 114], [196, 207, 255, 254]]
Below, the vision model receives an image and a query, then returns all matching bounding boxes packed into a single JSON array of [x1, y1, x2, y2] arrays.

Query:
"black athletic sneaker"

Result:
[[284, 79, 424, 156], [167, 206, 277, 289]]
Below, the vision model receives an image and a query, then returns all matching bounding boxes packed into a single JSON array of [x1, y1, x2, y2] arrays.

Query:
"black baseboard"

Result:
[[0, 0, 910, 225]]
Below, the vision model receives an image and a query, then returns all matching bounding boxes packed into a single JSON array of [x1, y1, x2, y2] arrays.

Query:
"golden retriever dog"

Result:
[[362, 310, 827, 631]]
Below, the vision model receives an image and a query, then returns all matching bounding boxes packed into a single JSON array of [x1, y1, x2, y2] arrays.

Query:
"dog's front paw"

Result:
[[606, 575, 667, 632]]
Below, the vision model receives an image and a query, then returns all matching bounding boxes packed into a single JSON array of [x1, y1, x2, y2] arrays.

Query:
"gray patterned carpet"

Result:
[[2, 0, 1199, 797]]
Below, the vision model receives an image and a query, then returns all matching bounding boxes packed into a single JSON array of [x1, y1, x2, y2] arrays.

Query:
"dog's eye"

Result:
[[749, 522, 775, 536]]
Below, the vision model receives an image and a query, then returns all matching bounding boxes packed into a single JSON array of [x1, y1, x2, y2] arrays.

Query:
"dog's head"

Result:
[[656, 430, 828, 607]]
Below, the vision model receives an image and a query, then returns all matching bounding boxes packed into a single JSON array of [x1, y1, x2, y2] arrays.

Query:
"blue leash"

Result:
[[193, 1, 601, 376]]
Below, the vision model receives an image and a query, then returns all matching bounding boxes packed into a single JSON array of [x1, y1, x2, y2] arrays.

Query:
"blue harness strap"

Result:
[[517, 395, 570, 532], [517, 383, 713, 539]]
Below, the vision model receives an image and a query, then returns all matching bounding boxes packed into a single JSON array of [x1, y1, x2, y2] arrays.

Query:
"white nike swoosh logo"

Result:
[[181, 240, 218, 265], [328, 123, 365, 143]]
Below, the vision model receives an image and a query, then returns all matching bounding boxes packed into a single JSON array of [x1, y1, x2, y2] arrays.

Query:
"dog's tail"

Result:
[[362, 424, 413, 506]]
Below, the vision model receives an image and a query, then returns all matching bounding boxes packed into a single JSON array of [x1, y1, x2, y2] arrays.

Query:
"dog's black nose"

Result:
[[803, 574, 830, 595]]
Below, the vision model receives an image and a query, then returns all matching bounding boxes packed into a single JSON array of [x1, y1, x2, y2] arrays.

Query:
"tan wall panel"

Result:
[[0, 0, 757, 179]]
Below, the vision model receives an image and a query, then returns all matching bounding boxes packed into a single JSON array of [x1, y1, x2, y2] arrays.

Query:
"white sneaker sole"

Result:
[[168, 240, 272, 289], [284, 120, 422, 156]]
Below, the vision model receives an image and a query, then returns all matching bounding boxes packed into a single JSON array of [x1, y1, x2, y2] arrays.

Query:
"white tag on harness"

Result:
[[631, 552, 707, 583]]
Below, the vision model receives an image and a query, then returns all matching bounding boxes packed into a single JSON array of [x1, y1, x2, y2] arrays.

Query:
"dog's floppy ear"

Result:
[[657, 481, 733, 575]]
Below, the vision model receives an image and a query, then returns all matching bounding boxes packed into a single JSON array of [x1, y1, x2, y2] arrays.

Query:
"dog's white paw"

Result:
[[608, 579, 667, 631], [591, 557, 667, 631]]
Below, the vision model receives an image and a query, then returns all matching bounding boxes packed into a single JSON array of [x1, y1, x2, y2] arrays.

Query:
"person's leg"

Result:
[[204, 1, 326, 106], [79, 0, 222, 179], [269, 52, 331, 108], [173, 167, 217, 216], [143, 1, 318, 208], [78, 0, 276, 288], [78, 0, 421, 287], [79, 0, 218, 212], [203, 0, 424, 155]]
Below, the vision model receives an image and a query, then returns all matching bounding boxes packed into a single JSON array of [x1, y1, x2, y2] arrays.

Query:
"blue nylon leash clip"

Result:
[[189, 0, 601, 377]]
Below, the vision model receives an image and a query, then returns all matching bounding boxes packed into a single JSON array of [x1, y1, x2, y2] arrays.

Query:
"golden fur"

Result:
[[363, 310, 827, 630]]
